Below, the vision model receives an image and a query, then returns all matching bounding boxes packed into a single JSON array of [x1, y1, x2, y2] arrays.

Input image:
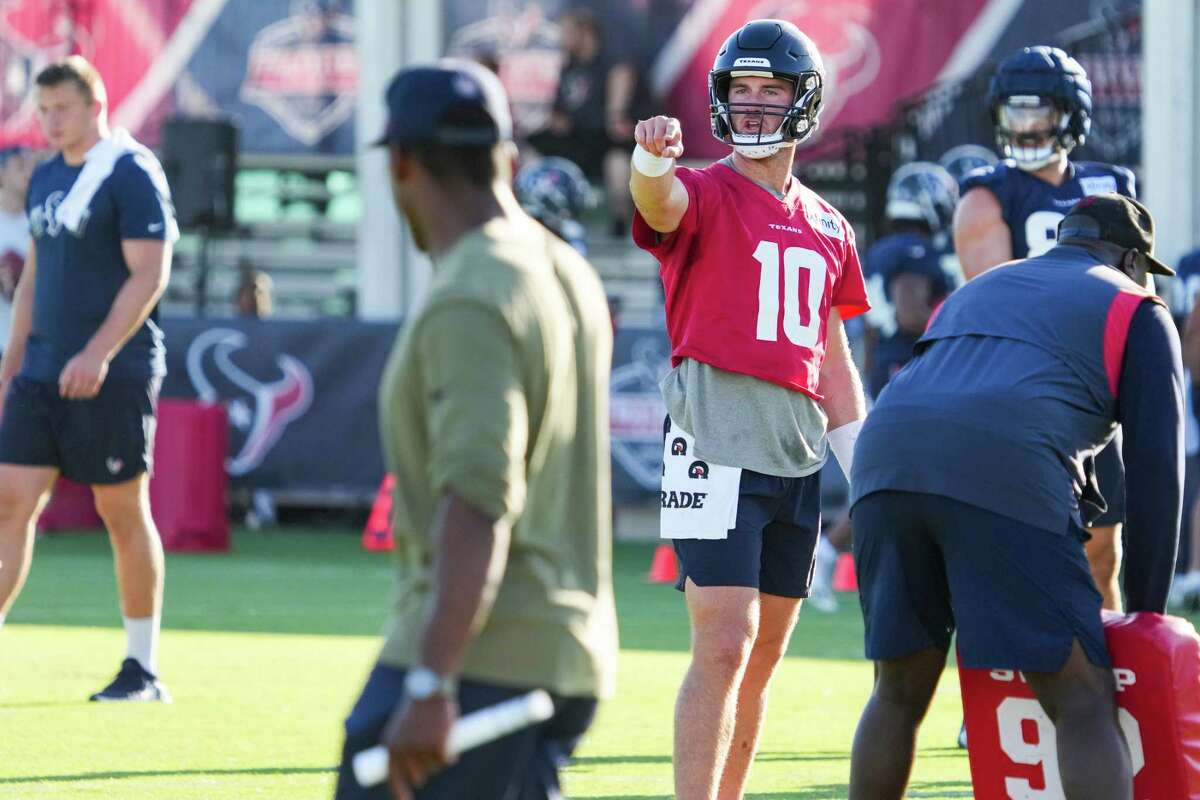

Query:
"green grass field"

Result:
[[4, 529, 1188, 799]]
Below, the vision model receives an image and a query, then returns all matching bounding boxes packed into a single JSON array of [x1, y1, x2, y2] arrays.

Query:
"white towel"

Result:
[[55, 127, 137, 234], [660, 418, 742, 540]]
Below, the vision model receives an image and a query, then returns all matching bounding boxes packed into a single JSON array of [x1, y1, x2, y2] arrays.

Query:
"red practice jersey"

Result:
[[633, 162, 869, 400]]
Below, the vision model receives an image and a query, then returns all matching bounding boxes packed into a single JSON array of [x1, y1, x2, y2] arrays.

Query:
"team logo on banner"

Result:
[[609, 335, 671, 491], [185, 327, 314, 476], [240, 1, 357, 145]]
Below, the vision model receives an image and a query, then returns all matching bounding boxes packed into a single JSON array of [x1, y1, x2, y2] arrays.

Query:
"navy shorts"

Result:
[[852, 490, 1110, 673], [0, 375, 159, 484], [334, 665, 597, 800], [1091, 430, 1125, 527], [673, 468, 822, 598]]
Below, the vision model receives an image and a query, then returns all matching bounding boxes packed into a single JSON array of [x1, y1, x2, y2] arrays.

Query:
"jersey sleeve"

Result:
[[113, 152, 179, 243], [959, 164, 1001, 198], [831, 224, 870, 321], [416, 301, 529, 526], [631, 166, 708, 261]]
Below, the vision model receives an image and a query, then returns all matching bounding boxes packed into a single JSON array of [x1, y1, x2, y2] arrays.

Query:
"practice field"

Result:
[[6, 530, 1183, 799]]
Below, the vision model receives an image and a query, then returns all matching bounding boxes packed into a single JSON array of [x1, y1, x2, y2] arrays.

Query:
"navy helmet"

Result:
[[937, 143, 998, 185], [885, 162, 959, 233], [515, 156, 593, 252], [987, 46, 1091, 171], [708, 19, 825, 158]]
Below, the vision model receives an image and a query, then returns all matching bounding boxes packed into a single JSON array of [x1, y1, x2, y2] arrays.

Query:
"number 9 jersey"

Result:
[[632, 162, 870, 400], [960, 159, 1137, 259]]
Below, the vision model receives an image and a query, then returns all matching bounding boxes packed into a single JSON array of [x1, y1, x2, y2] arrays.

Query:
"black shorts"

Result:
[[852, 490, 1110, 672], [334, 665, 597, 800], [1091, 429, 1125, 527], [0, 375, 160, 484], [673, 468, 822, 598]]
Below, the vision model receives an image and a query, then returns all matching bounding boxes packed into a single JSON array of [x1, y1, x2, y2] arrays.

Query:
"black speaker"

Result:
[[160, 116, 238, 232]]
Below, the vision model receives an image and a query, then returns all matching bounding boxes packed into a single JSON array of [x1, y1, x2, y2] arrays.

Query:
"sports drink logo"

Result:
[[240, 2, 357, 146]]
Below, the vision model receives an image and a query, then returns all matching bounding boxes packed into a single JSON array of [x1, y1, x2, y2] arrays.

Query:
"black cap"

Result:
[[1057, 192, 1174, 276], [371, 59, 512, 148]]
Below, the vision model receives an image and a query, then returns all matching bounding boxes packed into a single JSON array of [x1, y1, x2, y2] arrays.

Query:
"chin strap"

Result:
[[734, 143, 784, 159]]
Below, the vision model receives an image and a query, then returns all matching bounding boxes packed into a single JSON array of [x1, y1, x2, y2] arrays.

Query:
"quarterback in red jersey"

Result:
[[630, 18, 869, 800]]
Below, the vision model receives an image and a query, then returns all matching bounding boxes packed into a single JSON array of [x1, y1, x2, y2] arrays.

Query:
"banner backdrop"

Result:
[[160, 317, 394, 497], [0, 0, 356, 154], [159, 317, 674, 503]]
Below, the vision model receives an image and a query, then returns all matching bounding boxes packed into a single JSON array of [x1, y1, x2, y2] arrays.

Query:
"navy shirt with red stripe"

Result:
[[851, 245, 1182, 612]]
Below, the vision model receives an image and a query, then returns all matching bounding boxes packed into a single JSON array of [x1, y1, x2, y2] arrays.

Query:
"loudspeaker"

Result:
[[160, 116, 238, 232]]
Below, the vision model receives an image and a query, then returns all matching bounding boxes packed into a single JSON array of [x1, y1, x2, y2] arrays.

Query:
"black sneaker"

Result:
[[89, 658, 172, 703]]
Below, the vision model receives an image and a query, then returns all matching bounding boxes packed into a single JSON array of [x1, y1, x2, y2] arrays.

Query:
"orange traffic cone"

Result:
[[832, 552, 858, 592], [362, 474, 396, 552], [648, 543, 678, 583]]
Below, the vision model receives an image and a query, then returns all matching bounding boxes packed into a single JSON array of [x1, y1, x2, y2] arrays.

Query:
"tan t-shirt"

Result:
[[377, 216, 618, 699]]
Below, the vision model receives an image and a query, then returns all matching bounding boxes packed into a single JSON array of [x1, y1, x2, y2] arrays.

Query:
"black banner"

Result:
[[159, 317, 672, 504], [160, 317, 395, 500]]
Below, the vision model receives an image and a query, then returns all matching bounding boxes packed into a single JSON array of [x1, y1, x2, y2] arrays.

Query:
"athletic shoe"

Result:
[[957, 720, 968, 749], [89, 658, 172, 703]]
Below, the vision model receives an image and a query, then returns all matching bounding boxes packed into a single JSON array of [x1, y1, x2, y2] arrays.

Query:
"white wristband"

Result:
[[827, 419, 863, 480], [632, 143, 674, 177]]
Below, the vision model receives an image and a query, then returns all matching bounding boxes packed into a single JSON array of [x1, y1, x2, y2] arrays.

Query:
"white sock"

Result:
[[815, 537, 839, 588], [124, 615, 160, 675]]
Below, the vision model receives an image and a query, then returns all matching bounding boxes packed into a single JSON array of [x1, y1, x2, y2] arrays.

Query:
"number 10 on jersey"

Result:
[[753, 241, 828, 348]]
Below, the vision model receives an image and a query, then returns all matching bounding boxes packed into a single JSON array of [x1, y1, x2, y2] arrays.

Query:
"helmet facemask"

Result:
[[710, 70, 822, 159], [995, 96, 1073, 172]]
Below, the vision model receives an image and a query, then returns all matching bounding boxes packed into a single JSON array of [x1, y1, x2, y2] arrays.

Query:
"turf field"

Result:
[[4, 529, 1189, 799]]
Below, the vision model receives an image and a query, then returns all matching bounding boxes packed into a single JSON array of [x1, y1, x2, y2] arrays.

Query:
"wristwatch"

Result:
[[404, 666, 457, 701]]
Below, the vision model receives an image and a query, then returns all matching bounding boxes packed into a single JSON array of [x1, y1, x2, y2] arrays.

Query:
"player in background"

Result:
[[0, 147, 35, 364], [953, 46, 1136, 614], [1173, 246, 1200, 608], [849, 194, 1182, 800], [0, 57, 175, 701], [810, 163, 957, 612], [514, 156, 594, 255], [937, 143, 997, 188], [630, 19, 868, 799]]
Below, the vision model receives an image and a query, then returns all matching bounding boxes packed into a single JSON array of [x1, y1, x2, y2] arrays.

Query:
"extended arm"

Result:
[[0, 239, 35, 386], [629, 116, 689, 234]]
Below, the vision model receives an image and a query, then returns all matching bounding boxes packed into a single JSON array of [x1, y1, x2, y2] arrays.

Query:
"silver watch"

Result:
[[404, 666, 457, 700]]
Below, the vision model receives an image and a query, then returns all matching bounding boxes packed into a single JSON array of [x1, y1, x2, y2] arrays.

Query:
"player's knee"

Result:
[[92, 487, 148, 533], [693, 623, 756, 675], [747, 627, 790, 670], [0, 483, 43, 528]]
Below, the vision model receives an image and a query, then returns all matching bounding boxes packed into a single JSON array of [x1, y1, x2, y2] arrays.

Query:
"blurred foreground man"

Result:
[[333, 60, 617, 800], [849, 194, 1182, 800]]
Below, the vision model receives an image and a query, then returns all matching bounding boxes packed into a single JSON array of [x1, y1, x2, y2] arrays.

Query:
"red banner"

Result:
[[654, 0, 995, 159]]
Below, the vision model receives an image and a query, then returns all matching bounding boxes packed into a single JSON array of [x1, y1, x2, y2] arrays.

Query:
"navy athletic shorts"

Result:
[[673, 468, 822, 598], [852, 490, 1110, 672], [0, 375, 160, 484], [334, 664, 597, 800], [1091, 429, 1125, 527]]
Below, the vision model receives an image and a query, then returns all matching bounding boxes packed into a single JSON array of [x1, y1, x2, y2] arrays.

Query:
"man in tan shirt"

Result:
[[333, 60, 618, 800]]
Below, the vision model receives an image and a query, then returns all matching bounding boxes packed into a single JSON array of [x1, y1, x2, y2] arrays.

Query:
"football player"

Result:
[[629, 19, 869, 799]]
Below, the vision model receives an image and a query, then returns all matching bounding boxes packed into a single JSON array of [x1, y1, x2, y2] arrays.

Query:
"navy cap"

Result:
[[1058, 193, 1174, 276], [372, 59, 512, 148]]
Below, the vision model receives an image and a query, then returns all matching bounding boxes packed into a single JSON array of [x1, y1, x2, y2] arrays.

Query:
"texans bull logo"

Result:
[[186, 328, 314, 476]]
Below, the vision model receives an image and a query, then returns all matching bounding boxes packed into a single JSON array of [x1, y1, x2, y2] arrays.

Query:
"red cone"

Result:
[[833, 552, 858, 592], [648, 543, 678, 583], [362, 474, 396, 552]]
